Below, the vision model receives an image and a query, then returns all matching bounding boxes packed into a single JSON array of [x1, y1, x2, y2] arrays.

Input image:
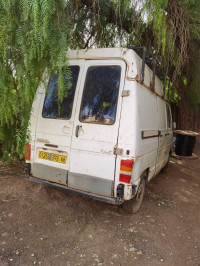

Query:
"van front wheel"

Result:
[[123, 176, 146, 214]]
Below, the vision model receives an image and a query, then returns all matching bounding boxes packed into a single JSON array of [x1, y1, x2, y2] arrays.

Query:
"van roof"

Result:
[[67, 48, 165, 98], [68, 47, 130, 60]]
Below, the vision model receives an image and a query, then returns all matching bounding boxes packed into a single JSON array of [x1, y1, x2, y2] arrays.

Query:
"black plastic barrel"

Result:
[[174, 134, 196, 156]]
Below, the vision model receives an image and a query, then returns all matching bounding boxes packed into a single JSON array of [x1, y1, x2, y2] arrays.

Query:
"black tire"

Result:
[[123, 173, 146, 214]]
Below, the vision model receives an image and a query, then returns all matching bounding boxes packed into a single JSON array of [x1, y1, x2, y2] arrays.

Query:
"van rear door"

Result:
[[32, 60, 84, 184], [69, 60, 126, 197]]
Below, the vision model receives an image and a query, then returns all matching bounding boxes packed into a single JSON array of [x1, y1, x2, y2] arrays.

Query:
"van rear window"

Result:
[[79, 66, 121, 125], [42, 66, 79, 119]]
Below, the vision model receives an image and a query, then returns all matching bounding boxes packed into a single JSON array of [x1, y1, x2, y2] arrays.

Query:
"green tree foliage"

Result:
[[0, 0, 200, 161], [71, 0, 200, 107], [0, 0, 71, 161], [143, 0, 200, 128], [73, 0, 200, 127]]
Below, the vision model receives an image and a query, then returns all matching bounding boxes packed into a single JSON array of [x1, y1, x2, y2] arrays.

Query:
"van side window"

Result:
[[42, 66, 80, 119], [79, 66, 121, 125], [166, 104, 172, 128]]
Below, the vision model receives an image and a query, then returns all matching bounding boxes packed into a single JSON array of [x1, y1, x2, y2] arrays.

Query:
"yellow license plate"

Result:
[[38, 151, 67, 164]]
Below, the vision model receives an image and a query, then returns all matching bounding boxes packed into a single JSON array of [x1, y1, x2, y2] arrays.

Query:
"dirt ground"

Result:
[[0, 140, 200, 266]]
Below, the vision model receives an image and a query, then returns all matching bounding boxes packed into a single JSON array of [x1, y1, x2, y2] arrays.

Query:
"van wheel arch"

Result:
[[123, 170, 147, 214]]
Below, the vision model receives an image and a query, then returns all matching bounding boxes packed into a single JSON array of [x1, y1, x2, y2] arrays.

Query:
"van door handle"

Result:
[[44, 144, 58, 148], [75, 125, 82, 137]]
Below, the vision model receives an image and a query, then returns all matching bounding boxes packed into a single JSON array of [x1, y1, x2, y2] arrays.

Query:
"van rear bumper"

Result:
[[31, 163, 114, 198], [29, 176, 123, 205]]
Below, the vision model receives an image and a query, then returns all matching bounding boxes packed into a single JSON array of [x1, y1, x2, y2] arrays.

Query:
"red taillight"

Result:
[[119, 159, 134, 183], [24, 144, 31, 161]]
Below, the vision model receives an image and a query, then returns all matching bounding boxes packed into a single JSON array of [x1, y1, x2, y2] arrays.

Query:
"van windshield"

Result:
[[42, 66, 80, 119], [79, 66, 121, 125]]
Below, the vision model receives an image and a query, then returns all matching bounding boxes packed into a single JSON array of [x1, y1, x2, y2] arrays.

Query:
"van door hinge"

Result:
[[122, 90, 130, 97], [114, 147, 123, 155]]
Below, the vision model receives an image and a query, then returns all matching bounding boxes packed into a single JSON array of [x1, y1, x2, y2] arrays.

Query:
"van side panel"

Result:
[[114, 81, 159, 199], [133, 83, 159, 181], [113, 79, 137, 198]]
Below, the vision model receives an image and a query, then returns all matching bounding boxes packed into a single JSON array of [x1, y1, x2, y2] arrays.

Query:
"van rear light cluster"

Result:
[[24, 144, 31, 161], [119, 159, 134, 183]]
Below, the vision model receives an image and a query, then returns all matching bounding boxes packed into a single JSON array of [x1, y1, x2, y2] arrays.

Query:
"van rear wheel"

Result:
[[123, 175, 146, 214]]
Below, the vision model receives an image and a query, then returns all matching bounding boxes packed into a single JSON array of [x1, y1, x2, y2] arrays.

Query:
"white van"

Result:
[[25, 47, 173, 213]]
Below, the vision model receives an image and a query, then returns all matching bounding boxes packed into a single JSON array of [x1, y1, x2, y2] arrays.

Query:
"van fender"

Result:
[[132, 155, 152, 182], [123, 184, 133, 201], [123, 168, 148, 201], [131, 168, 149, 196], [123, 171, 147, 213]]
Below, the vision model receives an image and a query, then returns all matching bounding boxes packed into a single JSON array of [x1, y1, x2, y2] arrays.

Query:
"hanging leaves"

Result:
[[0, 0, 71, 161], [0, 0, 200, 160]]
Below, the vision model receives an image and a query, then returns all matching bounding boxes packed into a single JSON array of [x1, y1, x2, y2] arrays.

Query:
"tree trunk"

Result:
[[178, 90, 190, 130], [171, 88, 200, 131]]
